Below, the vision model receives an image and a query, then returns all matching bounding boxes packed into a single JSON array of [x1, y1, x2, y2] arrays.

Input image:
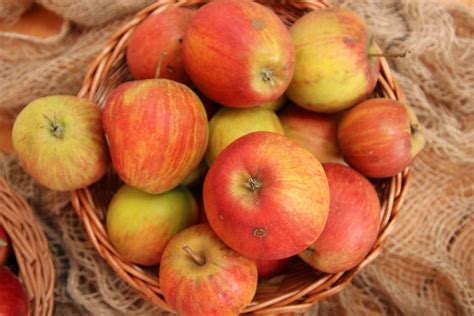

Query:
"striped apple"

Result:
[[160, 224, 257, 316], [103, 79, 208, 193], [183, 0, 295, 108]]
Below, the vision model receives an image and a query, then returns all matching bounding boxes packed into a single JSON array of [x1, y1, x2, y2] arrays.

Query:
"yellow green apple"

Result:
[[205, 107, 284, 165], [12, 95, 107, 191], [106, 185, 198, 266], [287, 9, 380, 113]]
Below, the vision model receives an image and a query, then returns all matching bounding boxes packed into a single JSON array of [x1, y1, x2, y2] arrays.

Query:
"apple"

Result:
[[0, 226, 11, 265], [181, 160, 208, 187], [103, 79, 208, 194], [204, 131, 329, 260], [205, 107, 284, 165], [127, 8, 194, 83], [196, 91, 221, 119], [0, 266, 28, 316], [338, 98, 425, 178], [160, 224, 257, 316], [279, 105, 343, 163], [259, 95, 286, 112], [256, 258, 291, 278], [183, 0, 295, 108], [286, 9, 380, 113], [299, 163, 381, 273], [106, 184, 198, 266], [12, 95, 107, 191]]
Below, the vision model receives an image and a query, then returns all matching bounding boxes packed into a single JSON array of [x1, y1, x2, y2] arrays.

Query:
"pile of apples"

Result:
[[0, 226, 29, 316], [10, 0, 425, 315]]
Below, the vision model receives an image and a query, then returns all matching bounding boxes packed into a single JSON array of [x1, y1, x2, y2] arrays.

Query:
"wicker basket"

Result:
[[70, 0, 412, 314], [0, 177, 55, 316]]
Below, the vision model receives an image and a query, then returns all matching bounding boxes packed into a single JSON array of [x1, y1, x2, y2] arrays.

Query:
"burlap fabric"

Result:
[[0, 0, 472, 315]]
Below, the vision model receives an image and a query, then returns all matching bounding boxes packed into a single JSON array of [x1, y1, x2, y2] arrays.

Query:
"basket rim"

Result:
[[71, 0, 412, 314], [0, 176, 56, 316]]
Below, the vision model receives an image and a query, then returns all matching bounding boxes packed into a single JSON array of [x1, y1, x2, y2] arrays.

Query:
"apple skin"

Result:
[[160, 224, 257, 316], [106, 185, 198, 266], [103, 79, 208, 194], [126, 8, 194, 83], [0, 266, 28, 316], [338, 98, 425, 178], [279, 105, 343, 163], [204, 131, 329, 260], [256, 258, 291, 278], [259, 95, 287, 112], [0, 226, 11, 265], [181, 160, 208, 187], [287, 9, 380, 113], [12, 95, 107, 191], [183, 0, 295, 108], [299, 163, 381, 273], [205, 107, 284, 165]]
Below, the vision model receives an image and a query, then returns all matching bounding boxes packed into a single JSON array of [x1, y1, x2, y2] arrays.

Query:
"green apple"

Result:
[[106, 185, 198, 266], [205, 107, 284, 165], [12, 95, 107, 191]]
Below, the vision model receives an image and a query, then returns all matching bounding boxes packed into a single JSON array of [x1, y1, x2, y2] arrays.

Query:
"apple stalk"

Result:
[[182, 245, 206, 266]]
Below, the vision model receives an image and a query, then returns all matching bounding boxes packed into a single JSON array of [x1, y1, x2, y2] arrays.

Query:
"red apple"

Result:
[[126, 8, 194, 83], [103, 79, 208, 193], [0, 266, 28, 316], [183, 0, 295, 108], [0, 226, 11, 265], [299, 163, 381, 273], [287, 8, 380, 113], [106, 185, 198, 266], [256, 258, 291, 278], [279, 105, 343, 163], [338, 98, 425, 178], [204, 131, 329, 260], [160, 224, 257, 316]]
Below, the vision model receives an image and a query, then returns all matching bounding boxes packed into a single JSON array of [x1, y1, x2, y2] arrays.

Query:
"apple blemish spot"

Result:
[[252, 18, 266, 31], [253, 228, 267, 238]]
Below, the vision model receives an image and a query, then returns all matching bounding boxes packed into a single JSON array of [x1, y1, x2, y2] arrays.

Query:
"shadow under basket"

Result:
[[0, 177, 55, 316], [70, 0, 411, 314]]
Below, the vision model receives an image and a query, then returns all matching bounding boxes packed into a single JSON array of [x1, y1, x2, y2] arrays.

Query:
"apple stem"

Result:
[[182, 245, 206, 266], [410, 123, 420, 135], [245, 177, 262, 193], [155, 50, 168, 79], [368, 51, 408, 58], [43, 114, 64, 139], [261, 69, 275, 86]]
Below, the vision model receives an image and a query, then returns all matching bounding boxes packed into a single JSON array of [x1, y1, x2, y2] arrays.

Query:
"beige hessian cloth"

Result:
[[0, 0, 472, 315]]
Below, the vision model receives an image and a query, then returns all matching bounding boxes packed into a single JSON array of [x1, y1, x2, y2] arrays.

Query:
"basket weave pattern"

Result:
[[71, 0, 411, 313], [0, 177, 55, 316]]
